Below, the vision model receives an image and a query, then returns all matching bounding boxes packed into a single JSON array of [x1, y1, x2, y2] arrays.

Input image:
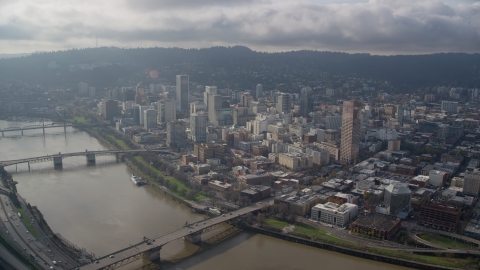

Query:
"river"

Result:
[[0, 120, 410, 269]]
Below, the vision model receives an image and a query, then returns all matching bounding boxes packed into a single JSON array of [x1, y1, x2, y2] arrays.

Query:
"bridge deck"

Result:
[[0, 149, 169, 167], [80, 200, 272, 270]]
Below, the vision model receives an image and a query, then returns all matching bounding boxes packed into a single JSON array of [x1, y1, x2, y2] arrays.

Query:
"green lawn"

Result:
[[264, 218, 290, 228], [107, 135, 130, 150], [133, 156, 207, 200], [418, 233, 474, 249], [264, 219, 348, 245], [68, 116, 87, 124], [16, 208, 39, 238]]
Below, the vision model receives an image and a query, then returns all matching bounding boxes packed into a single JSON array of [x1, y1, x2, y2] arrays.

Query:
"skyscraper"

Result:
[[256, 84, 263, 100], [397, 104, 404, 126], [208, 94, 222, 125], [167, 120, 187, 148], [139, 105, 154, 125], [135, 83, 146, 105], [157, 100, 176, 124], [300, 87, 313, 117], [276, 93, 290, 113], [204, 86, 217, 108], [104, 100, 119, 121], [190, 111, 208, 143], [340, 100, 363, 164], [176, 75, 189, 111], [144, 109, 157, 130]]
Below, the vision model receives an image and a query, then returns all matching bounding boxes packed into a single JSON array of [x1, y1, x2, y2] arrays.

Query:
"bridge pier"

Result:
[[53, 156, 63, 169], [28, 161, 30, 172], [143, 245, 162, 261], [21, 129, 23, 136], [184, 230, 203, 244], [1, 131, 3, 137], [86, 153, 96, 165]]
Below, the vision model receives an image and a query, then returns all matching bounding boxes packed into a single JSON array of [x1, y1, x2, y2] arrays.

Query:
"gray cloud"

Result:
[[0, 0, 479, 54], [126, 0, 264, 10]]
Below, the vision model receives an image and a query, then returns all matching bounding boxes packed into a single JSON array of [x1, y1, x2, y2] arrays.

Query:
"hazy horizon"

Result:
[[0, 0, 479, 55]]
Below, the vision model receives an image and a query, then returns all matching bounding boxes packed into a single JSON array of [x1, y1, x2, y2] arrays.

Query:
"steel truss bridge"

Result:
[[0, 149, 170, 170], [1, 122, 73, 136]]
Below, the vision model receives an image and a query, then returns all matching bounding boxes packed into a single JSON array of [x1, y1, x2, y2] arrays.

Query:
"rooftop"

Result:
[[353, 214, 401, 231], [313, 202, 357, 213]]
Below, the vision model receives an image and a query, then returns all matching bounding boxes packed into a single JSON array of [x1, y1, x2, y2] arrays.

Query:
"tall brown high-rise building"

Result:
[[340, 100, 363, 164], [135, 83, 145, 105]]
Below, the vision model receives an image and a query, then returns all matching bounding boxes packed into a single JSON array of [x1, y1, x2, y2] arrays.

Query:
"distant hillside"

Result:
[[0, 46, 478, 89], [0, 53, 31, 59]]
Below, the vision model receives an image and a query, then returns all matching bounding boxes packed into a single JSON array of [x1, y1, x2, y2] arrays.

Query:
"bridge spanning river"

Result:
[[0, 122, 74, 136], [79, 200, 273, 270], [0, 149, 170, 170]]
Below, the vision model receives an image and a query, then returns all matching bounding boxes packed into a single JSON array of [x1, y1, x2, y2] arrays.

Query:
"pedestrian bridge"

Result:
[[0, 149, 170, 170], [78, 201, 272, 270]]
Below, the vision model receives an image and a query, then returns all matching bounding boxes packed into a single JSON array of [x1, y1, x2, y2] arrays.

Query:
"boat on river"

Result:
[[131, 174, 145, 186]]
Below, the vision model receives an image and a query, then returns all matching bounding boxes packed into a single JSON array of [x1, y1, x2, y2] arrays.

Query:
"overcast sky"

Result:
[[0, 0, 479, 55]]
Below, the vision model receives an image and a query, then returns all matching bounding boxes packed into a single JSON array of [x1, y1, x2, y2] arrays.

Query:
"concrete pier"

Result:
[[86, 153, 96, 165], [53, 156, 63, 169], [144, 246, 162, 261], [184, 231, 203, 244]]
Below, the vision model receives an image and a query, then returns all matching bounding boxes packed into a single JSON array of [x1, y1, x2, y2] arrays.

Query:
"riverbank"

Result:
[[80, 126, 208, 202], [240, 223, 467, 270]]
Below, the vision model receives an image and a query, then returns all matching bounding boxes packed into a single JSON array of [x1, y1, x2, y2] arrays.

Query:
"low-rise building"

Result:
[[429, 170, 447, 187], [351, 214, 401, 240], [194, 164, 211, 175], [275, 194, 322, 216], [278, 153, 312, 170], [182, 154, 198, 165], [409, 175, 429, 187], [419, 202, 461, 231], [238, 173, 271, 186], [311, 202, 358, 227], [208, 180, 233, 192], [240, 185, 271, 202]]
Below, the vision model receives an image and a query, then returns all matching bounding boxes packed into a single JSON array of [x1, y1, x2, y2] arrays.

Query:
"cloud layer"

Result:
[[0, 0, 479, 54]]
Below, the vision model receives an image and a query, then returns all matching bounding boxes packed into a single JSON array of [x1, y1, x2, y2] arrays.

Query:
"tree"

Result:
[[164, 179, 170, 188], [186, 190, 197, 200], [278, 204, 289, 220], [179, 188, 187, 197], [257, 213, 266, 227], [170, 182, 178, 192]]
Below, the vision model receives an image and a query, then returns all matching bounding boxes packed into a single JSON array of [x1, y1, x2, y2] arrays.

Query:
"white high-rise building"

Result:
[[157, 100, 176, 124], [208, 94, 222, 124], [441, 101, 458, 114], [144, 109, 157, 130], [204, 86, 217, 107], [78, 82, 89, 96], [190, 111, 208, 143], [276, 93, 290, 113], [139, 105, 154, 125], [256, 84, 263, 100]]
